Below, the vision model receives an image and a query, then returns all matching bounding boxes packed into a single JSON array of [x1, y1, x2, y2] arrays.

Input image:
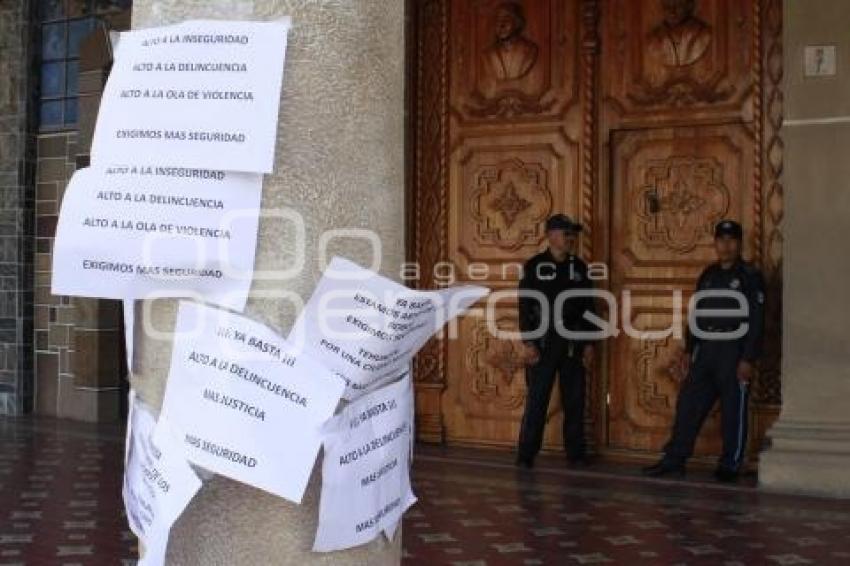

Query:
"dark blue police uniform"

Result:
[[516, 225, 597, 466], [657, 221, 766, 477]]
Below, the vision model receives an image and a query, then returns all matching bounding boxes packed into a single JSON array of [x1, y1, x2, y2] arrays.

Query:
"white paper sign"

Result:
[[290, 257, 489, 399], [124, 394, 201, 566], [314, 374, 416, 552], [51, 165, 262, 311], [92, 19, 290, 173], [156, 301, 345, 503]]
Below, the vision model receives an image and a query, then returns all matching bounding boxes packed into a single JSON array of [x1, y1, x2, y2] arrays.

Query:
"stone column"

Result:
[[759, 0, 850, 498], [129, 1, 404, 563]]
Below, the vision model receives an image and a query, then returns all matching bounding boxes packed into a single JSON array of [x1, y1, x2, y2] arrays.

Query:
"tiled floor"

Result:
[[0, 417, 135, 565], [407, 447, 850, 565], [2, 418, 850, 565]]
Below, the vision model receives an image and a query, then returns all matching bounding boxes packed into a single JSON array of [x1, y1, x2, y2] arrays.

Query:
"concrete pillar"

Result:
[[759, 0, 850, 498], [129, 0, 404, 563]]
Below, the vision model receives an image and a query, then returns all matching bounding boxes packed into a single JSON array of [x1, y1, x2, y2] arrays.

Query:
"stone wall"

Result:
[[33, 11, 130, 422], [0, 0, 127, 420], [0, 0, 36, 415], [34, 129, 125, 421], [34, 130, 75, 417]]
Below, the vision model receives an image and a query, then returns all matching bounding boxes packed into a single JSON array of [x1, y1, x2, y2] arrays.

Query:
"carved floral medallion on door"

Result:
[[470, 157, 553, 251], [454, 134, 578, 270], [636, 156, 730, 253], [467, 315, 528, 412]]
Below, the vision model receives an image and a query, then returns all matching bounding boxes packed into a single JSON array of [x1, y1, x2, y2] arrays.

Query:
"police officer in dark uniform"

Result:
[[516, 214, 597, 468], [644, 220, 765, 482]]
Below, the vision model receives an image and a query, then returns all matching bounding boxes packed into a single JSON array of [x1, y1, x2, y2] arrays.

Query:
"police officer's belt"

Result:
[[701, 325, 741, 332]]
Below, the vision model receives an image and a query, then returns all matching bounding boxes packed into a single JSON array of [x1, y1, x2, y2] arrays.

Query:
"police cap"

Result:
[[545, 214, 582, 234], [714, 219, 743, 240]]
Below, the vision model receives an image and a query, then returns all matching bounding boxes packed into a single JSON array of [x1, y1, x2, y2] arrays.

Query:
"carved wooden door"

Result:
[[599, 0, 783, 458], [607, 125, 755, 454], [410, 0, 783, 460]]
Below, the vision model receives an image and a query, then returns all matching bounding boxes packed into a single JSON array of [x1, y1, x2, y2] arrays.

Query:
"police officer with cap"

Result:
[[516, 214, 597, 468], [644, 219, 765, 482]]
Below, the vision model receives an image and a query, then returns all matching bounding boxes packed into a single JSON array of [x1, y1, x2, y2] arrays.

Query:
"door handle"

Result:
[[646, 190, 661, 214]]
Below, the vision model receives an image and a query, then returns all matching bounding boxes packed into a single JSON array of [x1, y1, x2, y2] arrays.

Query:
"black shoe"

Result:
[[515, 456, 534, 469], [567, 455, 591, 467], [714, 467, 739, 483], [642, 459, 685, 478]]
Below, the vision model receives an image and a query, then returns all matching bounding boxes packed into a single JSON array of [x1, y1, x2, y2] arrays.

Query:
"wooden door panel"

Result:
[[437, 0, 586, 448], [611, 124, 756, 283], [608, 305, 726, 453], [450, 132, 580, 277], [608, 124, 754, 455], [601, 0, 754, 122], [450, 0, 581, 122], [443, 305, 564, 449]]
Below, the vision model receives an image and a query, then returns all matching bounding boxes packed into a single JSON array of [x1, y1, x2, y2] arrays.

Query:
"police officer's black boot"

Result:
[[567, 454, 591, 467], [714, 466, 738, 483], [642, 458, 685, 478]]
